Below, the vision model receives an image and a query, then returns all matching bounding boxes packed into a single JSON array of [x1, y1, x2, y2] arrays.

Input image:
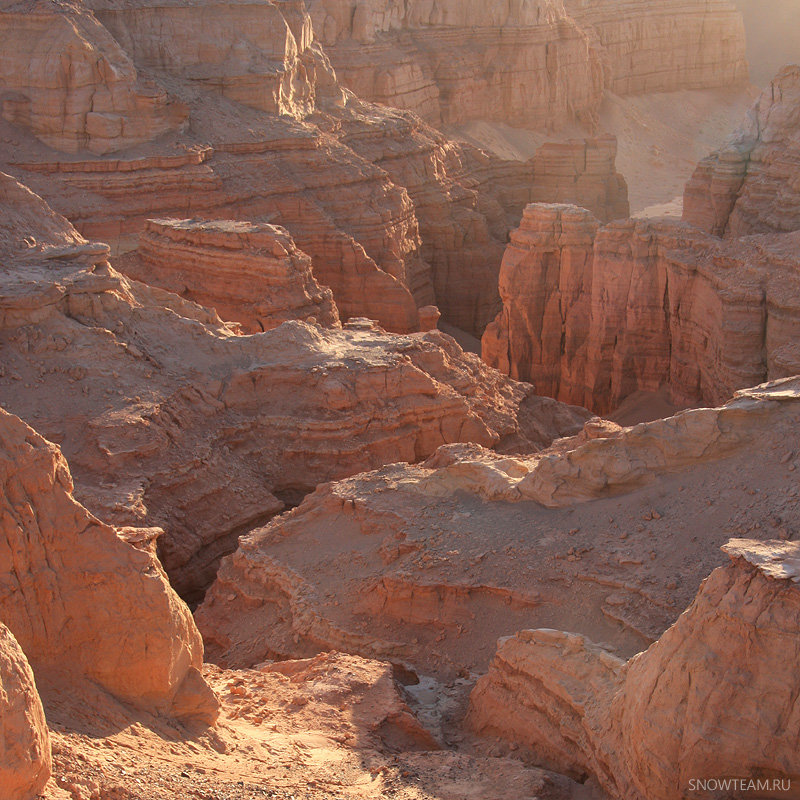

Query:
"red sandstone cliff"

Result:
[[0, 0, 629, 337], [483, 203, 800, 414], [0, 623, 50, 800], [306, 0, 747, 128], [563, 0, 748, 95], [306, 0, 604, 129], [0, 406, 219, 723], [126, 218, 339, 333], [0, 171, 587, 600], [0, 0, 187, 155]]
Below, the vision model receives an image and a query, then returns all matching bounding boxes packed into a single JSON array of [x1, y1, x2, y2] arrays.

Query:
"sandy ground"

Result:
[[448, 85, 758, 215], [39, 656, 596, 800]]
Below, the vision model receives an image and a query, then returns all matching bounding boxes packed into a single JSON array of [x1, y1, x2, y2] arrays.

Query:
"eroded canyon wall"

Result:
[[0, 171, 582, 600], [563, 0, 748, 95], [0, 0, 187, 154], [306, 0, 604, 129], [127, 218, 340, 333], [88, 0, 327, 116], [0, 0, 629, 337], [487, 68, 800, 414], [198, 378, 800, 679], [483, 202, 800, 414], [0, 407, 219, 723], [307, 0, 747, 128]]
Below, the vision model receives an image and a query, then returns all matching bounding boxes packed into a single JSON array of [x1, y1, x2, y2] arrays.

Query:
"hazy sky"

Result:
[[733, 0, 800, 84]]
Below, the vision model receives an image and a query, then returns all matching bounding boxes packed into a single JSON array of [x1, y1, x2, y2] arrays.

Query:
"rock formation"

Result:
[[684, 65, 800, 237], [563, 0, 748, 95], [306, 0, 747, 128], [468, 537, 800, 799], [0, 0, 187, 154], [483, 203, 800, 414], [0, 2, 794, 798], [197, 378, 800, 678], [0, 0, 629, 337], [88, 0, 327, 117], [0, 406, 219, 723], [126, 218, 339, 333], [0, 623, 51, 800], [0, 171, 585, 599], [306, 0, 604, 129], [526, 136, 630, 222]]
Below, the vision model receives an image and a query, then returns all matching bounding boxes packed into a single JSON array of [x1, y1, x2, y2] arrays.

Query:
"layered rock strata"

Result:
[[306, 0, 604, 129], [89, 0, 331, 116], [197, 379, 800, 679], [0, 407, 219, 724], [563, 0, 748, 95], [128, 218, 339, 333], [306, 0, 747, 127], [483, 203, 800, 413], [468, 537, 800, 799], [0, 624, 51, 800], [1, 0, 629, 336], [0, 0, 187, 154], [0, 172, 580, 599], [684, 65, 800, 237]]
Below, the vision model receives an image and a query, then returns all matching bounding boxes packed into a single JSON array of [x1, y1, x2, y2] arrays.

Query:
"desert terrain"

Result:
[[1, 1, 799, 799]]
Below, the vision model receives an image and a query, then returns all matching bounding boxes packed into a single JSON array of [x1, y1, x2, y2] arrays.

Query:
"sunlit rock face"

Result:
[[197, 378, 800, 690], [0, 405, 219, 724], [306, 0, 605, 129], [483, 198, 800, 414], [128, 218, 340, 334], [0, 171, 572, 600], [1, 0, 629, 338], [0, 623, 51, 800], [88, 0, 327, 116]]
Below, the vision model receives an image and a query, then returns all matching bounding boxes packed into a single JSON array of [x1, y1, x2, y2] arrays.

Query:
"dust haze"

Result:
[[734, 0, 800, 83]]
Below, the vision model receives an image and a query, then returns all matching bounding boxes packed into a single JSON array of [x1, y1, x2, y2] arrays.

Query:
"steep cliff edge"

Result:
[[0, 0, 187, 154], [483, 203, 800, 414], [306, 0, 747, 128], [468, 537, 800, 798], [125, 218, 340, 333], [684, 65, 800, 237], [564, 0, 748, 95], [306, 0, 604, 129]]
